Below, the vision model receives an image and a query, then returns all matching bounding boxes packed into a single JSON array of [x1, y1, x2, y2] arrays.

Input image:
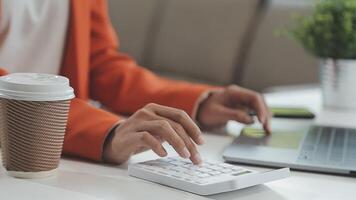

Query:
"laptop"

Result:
[[223, 124, 356, 175]]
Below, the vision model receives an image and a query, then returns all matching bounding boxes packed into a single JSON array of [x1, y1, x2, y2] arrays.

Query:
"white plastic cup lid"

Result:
[[0, 73, 75, 101]]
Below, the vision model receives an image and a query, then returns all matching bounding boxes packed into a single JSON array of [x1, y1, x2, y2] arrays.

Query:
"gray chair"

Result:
[[108, 0, 318, 91]]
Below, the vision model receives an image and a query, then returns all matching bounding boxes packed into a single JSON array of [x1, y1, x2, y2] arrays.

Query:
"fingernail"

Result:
[[265, 124, 271, 134], [182, 147, 191, 158], [260, 116, 266, 124], [268, 126, 272, 135], [162, 148, 168, 156], [246, 116, 254, 124], [197, 135, 205, 145], [193, 153, 202, 165]]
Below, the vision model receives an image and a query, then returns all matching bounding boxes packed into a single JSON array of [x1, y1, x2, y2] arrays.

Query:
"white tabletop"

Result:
[[1, 87, 356, 200]]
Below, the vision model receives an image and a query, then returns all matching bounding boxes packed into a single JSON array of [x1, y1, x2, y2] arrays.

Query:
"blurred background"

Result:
[[107, 0, 319, 92]]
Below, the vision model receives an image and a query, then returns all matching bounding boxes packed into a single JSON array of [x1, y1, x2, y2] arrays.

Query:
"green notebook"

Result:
[[249, 107, 315, 119], [270, 107, 315, 119]]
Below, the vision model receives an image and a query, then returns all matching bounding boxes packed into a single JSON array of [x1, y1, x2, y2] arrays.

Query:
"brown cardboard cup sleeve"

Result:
[[0, 73, 74, 178]]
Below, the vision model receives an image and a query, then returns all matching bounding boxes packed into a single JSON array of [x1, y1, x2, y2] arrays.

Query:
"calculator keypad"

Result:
[[137, 157, 251, 185]]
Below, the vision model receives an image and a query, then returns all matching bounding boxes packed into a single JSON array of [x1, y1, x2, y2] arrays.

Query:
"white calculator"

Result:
[[128, 157, 290, 195]]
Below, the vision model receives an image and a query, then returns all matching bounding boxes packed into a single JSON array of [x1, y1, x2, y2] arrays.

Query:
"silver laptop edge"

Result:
[[223, 125, 356, 175]]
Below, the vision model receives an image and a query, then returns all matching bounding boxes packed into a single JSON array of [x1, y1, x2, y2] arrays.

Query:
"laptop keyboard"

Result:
[[297, 126, 356, 167]]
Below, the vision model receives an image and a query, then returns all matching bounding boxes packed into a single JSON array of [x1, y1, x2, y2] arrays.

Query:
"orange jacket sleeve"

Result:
[[62, 98, 120, 161], [88, 0, 213, 117]]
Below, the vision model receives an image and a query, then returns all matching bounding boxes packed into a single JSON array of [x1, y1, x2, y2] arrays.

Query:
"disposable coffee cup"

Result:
[[0, 73, 74, 178]]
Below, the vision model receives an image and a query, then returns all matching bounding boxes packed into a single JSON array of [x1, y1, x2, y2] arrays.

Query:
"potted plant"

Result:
[[286, 0, 356, 109]]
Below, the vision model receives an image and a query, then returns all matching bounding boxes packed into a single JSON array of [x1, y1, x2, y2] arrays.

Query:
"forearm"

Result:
[[89, 58, 214, 117]]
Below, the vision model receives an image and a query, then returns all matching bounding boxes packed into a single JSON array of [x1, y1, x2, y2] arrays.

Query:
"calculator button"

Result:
[[184, 178, 193, 182], [208, 165, 224, 171], [218, 163, 233, 168], [139, 165, 157, 171], [169, 161, 183, 166], [184, 170, 203, 177], [160, 157, 173, 162], [221, 168, 233, 173], [201, 163, 211, 167], [169, 168, 181, 173], [209, 171, 222, 176], [171, 174, 183, 179], [231, 170, 251, 176], [180, 159, 192, 164], [153, 167, 166, 172], [179, 173, 193, 179], [173, 166, 187, 172], [197, 168, 213, 173], [190, 165, 202, 170], [206, 161, 217, 165], [144, 161, 174, 168], [197, 173, 211, 178], [180, 165, 191, 170], [170, 171, 185, 178]]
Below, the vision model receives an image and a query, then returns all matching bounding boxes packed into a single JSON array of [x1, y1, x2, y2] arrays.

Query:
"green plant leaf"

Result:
[[282, 0, 356, 59]]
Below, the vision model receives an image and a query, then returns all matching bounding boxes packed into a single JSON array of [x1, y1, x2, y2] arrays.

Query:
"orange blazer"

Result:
[[56, 0, 210, 161], [0, 0, 211, 161]]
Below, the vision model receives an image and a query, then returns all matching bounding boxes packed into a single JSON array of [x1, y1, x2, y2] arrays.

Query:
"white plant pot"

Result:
[[320, 59, 356, 110]]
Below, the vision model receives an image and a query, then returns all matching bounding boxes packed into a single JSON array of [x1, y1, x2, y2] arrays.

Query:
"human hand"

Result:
[[197, 85, 272, 133], [103, 103, 204, 165]]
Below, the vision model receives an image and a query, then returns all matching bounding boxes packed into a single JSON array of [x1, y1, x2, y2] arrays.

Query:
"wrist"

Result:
[[102, 121, 122, 163], [190, 90, 212, 122], [196, 89, 226, 131], [196, 91, 218, 130]]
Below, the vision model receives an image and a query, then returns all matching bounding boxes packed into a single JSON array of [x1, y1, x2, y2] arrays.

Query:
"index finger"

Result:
[[146, 103, 204, 145], [228, 87, 271, 133]]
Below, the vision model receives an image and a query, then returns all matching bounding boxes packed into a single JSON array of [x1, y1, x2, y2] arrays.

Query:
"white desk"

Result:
[[1, 88, 356, 200]]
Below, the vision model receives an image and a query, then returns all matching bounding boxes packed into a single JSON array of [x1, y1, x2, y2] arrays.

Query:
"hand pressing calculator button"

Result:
[[128, 157, 290, 195]]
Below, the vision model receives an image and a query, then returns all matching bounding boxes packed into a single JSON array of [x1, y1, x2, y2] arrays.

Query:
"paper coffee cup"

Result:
[[0, 73, 74, 178]]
